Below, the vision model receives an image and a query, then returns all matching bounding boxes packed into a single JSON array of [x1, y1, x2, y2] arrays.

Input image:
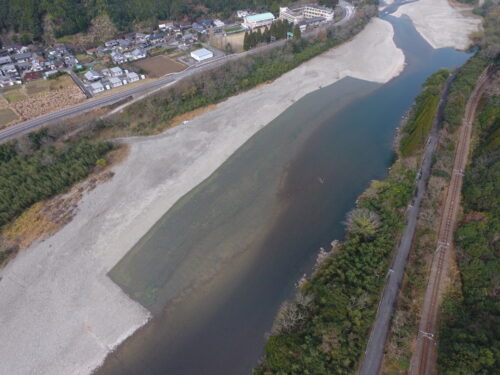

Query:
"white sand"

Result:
[[0, 18, 404, 375], [393, 0, 481, 50]]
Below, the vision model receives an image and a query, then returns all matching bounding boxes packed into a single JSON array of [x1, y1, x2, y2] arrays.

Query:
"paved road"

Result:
[[0, 3, 355, 144], [67, 69, 93, 98], [359, 73, 456, 375]]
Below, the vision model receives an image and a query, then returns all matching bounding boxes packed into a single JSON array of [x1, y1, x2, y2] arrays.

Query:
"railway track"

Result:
[[410, 67, 493, 375]]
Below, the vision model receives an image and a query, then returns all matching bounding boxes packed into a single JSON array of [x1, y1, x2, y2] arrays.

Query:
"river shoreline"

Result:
[[0, 17, 404, 375]]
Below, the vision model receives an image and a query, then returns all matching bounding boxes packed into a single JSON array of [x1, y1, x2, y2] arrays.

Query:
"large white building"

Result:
[[279, 4, 334, 24], [191, 48, 214, 62], [243, 12, 275, 29]]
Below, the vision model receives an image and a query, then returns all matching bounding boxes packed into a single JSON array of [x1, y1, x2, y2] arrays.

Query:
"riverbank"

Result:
[[393, 0, 481, 50], [0, 18, 404, 375]]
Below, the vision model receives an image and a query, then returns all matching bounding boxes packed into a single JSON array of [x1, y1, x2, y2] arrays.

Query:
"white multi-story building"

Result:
[[279, 4, 334, 25]]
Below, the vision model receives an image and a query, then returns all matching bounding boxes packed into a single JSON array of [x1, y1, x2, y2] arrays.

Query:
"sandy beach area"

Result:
[[393, 0, 481, 50], [0, 18, 404, 375]]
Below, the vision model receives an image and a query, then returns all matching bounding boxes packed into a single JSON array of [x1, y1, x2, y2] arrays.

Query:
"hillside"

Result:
[[0, 0, 303, 43]]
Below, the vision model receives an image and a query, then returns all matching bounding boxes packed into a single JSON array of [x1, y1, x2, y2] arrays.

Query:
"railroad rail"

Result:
[[410, 67, 493, 375]]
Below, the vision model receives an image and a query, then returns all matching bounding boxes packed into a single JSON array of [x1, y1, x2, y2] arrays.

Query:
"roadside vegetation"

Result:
[[443, 55, 490, 129], [437, 90, 499, 374], [399, 70, 449, 157]]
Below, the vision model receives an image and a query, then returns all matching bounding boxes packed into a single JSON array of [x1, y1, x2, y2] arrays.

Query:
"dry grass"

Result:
[[168, 104, 217, 128], [133, 55, 186, 78], [4, 90, 26, 103]]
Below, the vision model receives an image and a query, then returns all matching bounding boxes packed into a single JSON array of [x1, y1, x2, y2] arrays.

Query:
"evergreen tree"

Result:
[[293, 24, 301, 40], [243, 31, 250, 51]]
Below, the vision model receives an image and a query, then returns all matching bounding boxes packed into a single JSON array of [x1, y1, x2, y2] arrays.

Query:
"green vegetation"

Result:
[[399, 70, 450, 157], [0, 129, 112, 227], [243, 19, 290, 50], [345, 208, 381, 240], [443, 55, 490, 129], [254, 160, 416, 374], [437, 92, 500, 374], [0, 0, 303, 41]]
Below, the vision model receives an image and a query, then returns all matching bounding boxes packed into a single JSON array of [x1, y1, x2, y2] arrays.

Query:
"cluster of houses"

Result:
[[91, 35, 149, 65], [83, 66, 145, 95], [0, 44, 79, 88]]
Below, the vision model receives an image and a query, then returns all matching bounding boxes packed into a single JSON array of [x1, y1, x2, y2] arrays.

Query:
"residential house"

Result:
[[0, 56, 12, 65], [127, 72, 140, 82], [108, 77, 122, 88], [110, 66, 123, 77], [105, 40, 119, 48], [43, 70, 59, 79], [192, 23, 206, 34], [132, 48, 146, 59], [84, 70, 102, 82], [213, 19, 225, 28], [12, 52, 32, 63], [117, 39, 132, 50], [111, 51, 126, 64], [16, 61, 32, 72], [90, 82, 105, 94], [1, 64, 18, 75]]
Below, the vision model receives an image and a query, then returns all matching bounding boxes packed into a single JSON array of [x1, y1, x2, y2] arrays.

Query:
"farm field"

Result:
[[0, 108, 18, 128], [0, 75, 85, 126], [133, 55, 186, 78]]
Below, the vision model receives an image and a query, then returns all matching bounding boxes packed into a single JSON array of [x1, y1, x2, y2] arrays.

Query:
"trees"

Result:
[[345, 208, 381, 240], [0, 134, 112, 227], [293, 24, 301, 40]]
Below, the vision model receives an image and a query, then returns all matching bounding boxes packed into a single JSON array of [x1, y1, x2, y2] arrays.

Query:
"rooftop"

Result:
[[191, 48, 213, 58], [245, 13, 275, 23]]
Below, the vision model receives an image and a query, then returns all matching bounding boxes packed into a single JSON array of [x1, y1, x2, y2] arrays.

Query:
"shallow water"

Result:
[[98, 15, 472, 375]]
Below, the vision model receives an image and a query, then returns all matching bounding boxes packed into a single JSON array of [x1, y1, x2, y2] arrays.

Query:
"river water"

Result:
[[97, 14, 472, 375]]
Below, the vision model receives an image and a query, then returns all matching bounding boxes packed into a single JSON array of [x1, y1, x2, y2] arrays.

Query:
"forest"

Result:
[[0, 129, 112, 228], [437, 91, 499, 374], [0, 0, 301, 42]]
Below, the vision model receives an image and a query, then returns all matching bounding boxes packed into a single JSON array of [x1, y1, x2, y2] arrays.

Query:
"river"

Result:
[[97, 13, 472, 375]]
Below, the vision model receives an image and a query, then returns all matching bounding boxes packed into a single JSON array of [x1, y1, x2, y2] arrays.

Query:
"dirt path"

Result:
[[410, 67, 492, 375]]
